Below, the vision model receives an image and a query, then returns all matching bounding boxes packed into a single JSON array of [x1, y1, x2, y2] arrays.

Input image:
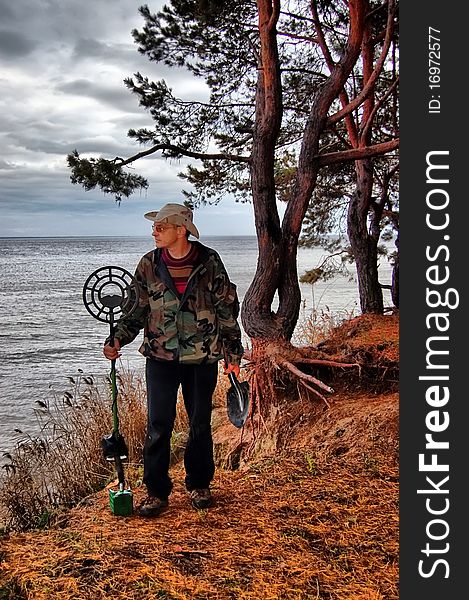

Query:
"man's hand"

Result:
[[224, 363, 240, 378], [103, 338, 121, 361]]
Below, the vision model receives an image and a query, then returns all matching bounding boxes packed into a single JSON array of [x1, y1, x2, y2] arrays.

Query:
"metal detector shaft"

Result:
[[109, 319, 120, 437], [114, 455, 125, 490], [111, 358, 119, 433]]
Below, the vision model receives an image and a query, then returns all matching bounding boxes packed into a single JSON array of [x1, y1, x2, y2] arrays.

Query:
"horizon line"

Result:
[[0, 234, 260, 240]]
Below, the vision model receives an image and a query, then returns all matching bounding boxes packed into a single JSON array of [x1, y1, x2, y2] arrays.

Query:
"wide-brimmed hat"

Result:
[[144, 203, 200, 239]]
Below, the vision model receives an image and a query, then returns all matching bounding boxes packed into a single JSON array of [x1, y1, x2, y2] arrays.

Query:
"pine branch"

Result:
[[113, 144, 251, 167]]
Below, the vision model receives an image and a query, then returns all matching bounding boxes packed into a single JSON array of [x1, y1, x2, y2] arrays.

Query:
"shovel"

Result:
[[226, 372, 250, 428]]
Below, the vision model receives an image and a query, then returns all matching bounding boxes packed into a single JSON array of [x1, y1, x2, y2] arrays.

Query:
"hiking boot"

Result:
[[136, 496, 168, 517], [190, 488, 213, 509]]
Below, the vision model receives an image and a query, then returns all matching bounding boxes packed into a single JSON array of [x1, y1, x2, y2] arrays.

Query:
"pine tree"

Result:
[[68, 0, 399, 404]]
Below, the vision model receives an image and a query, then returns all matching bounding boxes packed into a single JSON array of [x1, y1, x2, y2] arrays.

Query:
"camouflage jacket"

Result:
[[112, 242, 244, 365]]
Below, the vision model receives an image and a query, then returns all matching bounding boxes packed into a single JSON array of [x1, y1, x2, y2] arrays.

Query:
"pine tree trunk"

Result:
[[348, 159, 384, 314], [349, 230, 383, 314], [241, 0, 299, 341]]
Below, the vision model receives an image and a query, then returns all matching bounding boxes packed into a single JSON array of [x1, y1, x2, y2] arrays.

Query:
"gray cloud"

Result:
[[55, 78, 141, 113], [0, 30, 36, 58], [0, 159, 16, 171], [4, 130, 135, 157], [72, 37, 137, 66], [0, 0, 254, 237]]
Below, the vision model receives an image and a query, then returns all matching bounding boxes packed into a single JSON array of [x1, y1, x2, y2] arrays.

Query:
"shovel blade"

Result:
[[227, 375, 250, 428], [109, 488, 133, 516]]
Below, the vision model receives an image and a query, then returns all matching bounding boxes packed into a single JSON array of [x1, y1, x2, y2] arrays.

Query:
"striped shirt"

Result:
[[162, 244, 199, 296]]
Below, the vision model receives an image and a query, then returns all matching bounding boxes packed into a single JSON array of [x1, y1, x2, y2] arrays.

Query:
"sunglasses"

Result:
[[152, 224, 178, 233]]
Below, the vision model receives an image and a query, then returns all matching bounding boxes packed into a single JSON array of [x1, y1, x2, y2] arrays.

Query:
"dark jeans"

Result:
[[143, 358, 218, 500]]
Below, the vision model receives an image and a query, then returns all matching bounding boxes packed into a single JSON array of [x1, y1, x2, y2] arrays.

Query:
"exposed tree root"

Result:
[[297, 357, 361, 369], [273, 356, 334, 394], [226, 339, 360, 465], [242, 371, 270, 454], [299, 379, 330, 407], [254, 340, 360, 408], [225, 315, 398, 466]]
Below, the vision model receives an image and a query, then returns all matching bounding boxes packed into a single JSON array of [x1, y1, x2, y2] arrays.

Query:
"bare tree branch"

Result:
[[317, 138, 399, 167], [360, 77, 399, 143], [113, 144, 251, 167]]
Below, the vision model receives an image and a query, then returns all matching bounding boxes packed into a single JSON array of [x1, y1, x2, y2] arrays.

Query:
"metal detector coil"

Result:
[[83, 265, 139, 327], [82, 265, 140, 517]]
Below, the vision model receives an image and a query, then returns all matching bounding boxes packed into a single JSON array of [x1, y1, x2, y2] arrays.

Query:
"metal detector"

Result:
[[83, 265, 139, 516]]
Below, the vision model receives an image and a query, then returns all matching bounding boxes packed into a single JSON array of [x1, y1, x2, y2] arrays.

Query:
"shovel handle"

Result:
[[228, 371, 238, 386]]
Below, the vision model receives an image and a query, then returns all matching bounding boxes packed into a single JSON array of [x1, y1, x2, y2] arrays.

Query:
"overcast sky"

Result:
[[0, 0, 257, 237]]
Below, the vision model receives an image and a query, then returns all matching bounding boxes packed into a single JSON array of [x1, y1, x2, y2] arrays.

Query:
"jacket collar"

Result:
[[153, 241, 211, 299]]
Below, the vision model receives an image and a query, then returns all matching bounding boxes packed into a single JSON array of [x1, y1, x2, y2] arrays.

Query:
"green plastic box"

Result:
[[109, 488, 133, 516]]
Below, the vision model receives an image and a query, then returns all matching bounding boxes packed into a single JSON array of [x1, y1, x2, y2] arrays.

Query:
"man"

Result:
[[103, 203, 244, 517]]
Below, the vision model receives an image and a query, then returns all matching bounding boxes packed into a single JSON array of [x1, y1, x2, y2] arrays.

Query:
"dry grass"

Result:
[[0, 364, 226, 532], [293, 306, 357, 347], [315, 314, 399, 365], [0, 371, 122, 531], [0, 446, 398, 600]]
